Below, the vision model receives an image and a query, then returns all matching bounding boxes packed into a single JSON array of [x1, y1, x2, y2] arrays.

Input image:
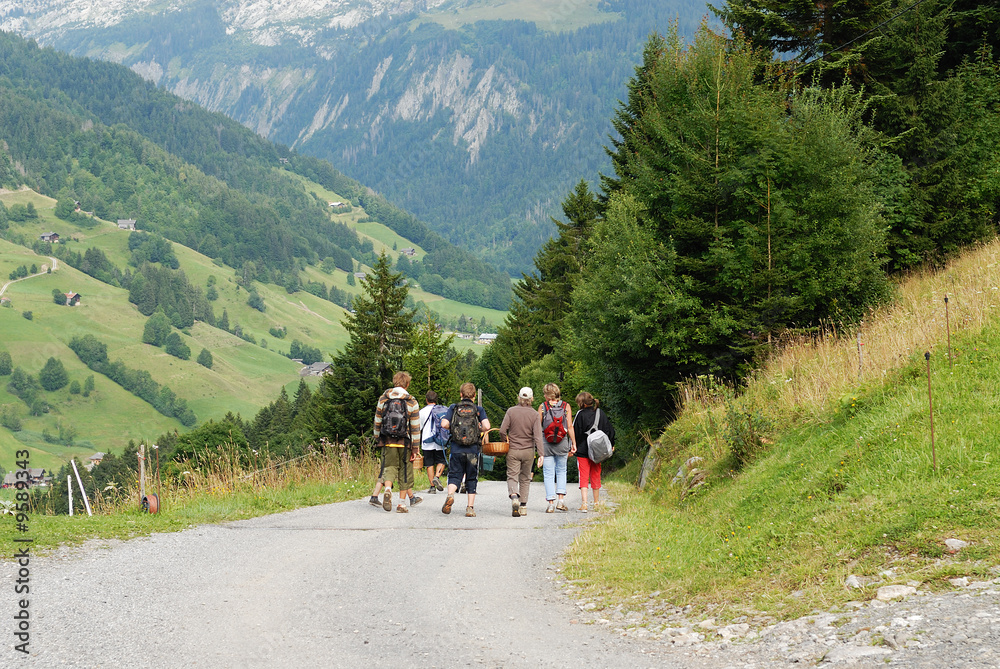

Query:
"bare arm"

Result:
[[566, 404, 577, 452]]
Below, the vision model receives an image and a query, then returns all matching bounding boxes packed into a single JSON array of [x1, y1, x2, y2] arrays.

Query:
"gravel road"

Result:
[[3, 480, 998, 668]]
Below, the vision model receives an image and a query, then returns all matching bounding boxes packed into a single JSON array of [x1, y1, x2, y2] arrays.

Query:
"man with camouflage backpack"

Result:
[[373, 371, 422, 513], [440, 382, 490, 517]]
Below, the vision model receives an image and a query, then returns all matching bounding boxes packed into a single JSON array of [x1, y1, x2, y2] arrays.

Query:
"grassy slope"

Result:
[[0, 185, 505, 471], [290, 175, 508, 338], [565, 239, 1000, 622]]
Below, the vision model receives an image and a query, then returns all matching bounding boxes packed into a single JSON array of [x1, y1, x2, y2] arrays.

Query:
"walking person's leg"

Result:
[[465, 453, 478, 516], [555, 454, 568, 511], [591, 460, 602, 507], [517, 450, 532, 508], [442, 451, 463, 514], [434, 456, 446, 491], [543, 455, 555, 512], [426, 457, 436, 493], [370, 446, 387, 506], [382, 447, 400, 512], [578, 456, 591, 511], [507, 450, 522, 516]]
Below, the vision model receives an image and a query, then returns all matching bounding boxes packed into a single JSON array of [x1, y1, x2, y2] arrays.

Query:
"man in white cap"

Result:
[[498, 387, 545, 517]]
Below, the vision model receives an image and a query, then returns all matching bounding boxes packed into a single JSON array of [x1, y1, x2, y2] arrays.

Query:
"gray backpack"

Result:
[[586, 409, 614, 463]]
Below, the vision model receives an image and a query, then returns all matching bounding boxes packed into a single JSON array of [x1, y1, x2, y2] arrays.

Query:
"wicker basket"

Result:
[[481, 429, 509, 455]]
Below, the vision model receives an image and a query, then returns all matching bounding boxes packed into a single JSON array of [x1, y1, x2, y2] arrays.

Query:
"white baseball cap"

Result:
[[518, 387, 534, 400]]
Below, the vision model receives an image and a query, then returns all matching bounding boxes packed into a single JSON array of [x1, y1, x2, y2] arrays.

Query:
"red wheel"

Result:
[[141, 494, 159, 514]]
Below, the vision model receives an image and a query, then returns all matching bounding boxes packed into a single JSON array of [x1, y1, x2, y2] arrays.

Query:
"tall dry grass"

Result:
[[671, 237, 1000, 446], [90, 439, 381, 515]]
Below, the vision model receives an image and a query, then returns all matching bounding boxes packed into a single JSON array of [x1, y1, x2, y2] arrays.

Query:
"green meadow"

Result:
[[1, 184, 505, 472]]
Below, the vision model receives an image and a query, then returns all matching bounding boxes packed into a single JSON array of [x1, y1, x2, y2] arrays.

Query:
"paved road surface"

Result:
[[6, 480, 998, 668], [2, 481, 705, 668]]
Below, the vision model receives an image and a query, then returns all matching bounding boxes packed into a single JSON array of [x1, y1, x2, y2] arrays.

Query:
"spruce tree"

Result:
[[403, 311, 459, 403], [39, 357, 69, 392], [569, 27, 892, 428], [197, 348, 213, 369], [307, 252, 414, 445]]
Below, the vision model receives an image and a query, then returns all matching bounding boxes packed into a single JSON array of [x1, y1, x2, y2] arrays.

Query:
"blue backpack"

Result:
[[422, 405, 450, 447]]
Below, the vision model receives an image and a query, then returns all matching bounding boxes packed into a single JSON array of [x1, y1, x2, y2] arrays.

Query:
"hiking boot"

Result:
[[442, 494, 455, 515], [396, 504, 408, 513], [427, 486, 437, 494], [382, 490, 392, 512], [556, 501, 568, 512], [433, 477, 444, 491], [369, 496, 380, 506], [546, 502, 555, 513], [459, 483, 467, 494], [512, 497, 520, 517], [519, 505, 528, 517], [465, 507, 476, 517], [410, 496, 423, 507], [578, 503, 588, 513]]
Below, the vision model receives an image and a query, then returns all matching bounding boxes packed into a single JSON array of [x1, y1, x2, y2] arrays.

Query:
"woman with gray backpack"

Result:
[[572, 392, 615, 512]]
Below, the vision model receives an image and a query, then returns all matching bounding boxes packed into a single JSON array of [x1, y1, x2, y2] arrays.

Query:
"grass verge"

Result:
[[1, 448, 384, 555], [563, 238, 1000, 624]]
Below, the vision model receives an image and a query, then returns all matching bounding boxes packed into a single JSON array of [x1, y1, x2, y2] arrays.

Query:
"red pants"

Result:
[[577, 457, 602, 490]]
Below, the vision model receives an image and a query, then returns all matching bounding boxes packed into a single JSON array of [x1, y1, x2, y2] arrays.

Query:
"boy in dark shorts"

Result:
[[440, 382, 490, 517]]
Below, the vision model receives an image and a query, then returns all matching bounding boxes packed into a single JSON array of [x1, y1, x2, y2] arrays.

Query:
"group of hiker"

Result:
[[367, 371, 615, 517]]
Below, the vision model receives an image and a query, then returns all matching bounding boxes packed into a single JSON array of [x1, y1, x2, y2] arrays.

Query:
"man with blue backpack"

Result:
[[419, 390, 449, 494]]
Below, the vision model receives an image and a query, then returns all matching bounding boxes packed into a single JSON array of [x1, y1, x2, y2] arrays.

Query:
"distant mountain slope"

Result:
[[2, 0, 710, 274], [0, 30, 512, 309], [0, 187, 503, 473]]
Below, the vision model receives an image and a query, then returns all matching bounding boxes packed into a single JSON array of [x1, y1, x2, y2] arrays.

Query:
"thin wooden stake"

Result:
[[138, 443, 145, 502], [856, 329, 863, 381], [944, 295, 952, 366], [70, 459, 92, 516], [925, 351, 937, 473]]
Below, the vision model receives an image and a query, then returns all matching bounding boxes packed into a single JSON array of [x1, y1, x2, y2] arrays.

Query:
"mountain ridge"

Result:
[[2, 0, 710, 273]]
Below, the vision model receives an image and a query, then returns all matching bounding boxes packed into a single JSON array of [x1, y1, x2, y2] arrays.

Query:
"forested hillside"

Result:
[[0, 31, 511, 309], [4, 0, 709, 274], [472, 0, 1000, 456]]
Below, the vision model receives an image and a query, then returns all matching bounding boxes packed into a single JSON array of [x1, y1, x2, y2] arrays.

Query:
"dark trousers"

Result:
[[447, 450, 478, 495]]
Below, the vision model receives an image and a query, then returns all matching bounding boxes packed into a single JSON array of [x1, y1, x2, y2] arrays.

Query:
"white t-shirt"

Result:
[[419, 404, 443, 450]]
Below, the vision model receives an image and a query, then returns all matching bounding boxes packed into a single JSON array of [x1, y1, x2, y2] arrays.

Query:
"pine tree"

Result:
[[196, 348, 213, 369], [307, 252, 415, 444], [404, 311, 459, 403], [512, 180, 599, 362], [39, 357, 69, 392], [601, 33, 666, 200], [164, 332, 191, 360]]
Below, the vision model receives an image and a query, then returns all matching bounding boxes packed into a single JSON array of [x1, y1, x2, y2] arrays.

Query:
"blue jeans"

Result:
[[543, 454, 568, 501]]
